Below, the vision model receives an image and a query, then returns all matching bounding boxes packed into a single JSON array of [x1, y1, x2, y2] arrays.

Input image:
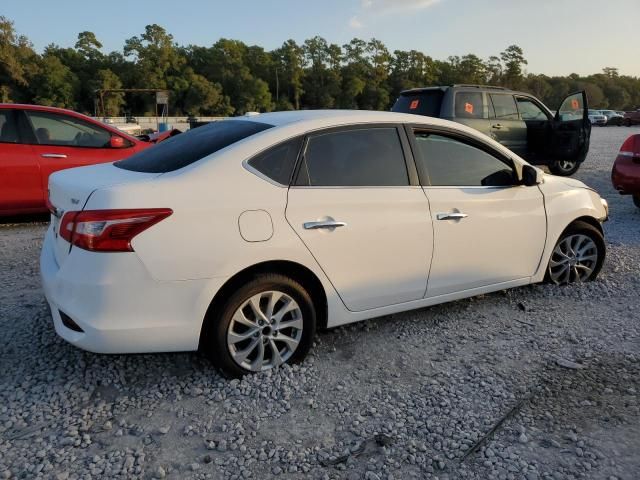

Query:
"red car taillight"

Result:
[[619, 134, 640, 162], [59, 208, 172, 252]]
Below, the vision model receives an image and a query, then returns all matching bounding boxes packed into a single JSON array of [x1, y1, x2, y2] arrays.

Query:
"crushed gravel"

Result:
[[1, 126, 639, 480]]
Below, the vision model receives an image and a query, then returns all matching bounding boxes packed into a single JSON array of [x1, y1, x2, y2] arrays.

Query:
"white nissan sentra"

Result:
[[41, 110, 608, 377]]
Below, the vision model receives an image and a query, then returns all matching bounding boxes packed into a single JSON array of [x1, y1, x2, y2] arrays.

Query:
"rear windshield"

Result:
[[391, 90, 444, 117], [115, 120, 273, 173]]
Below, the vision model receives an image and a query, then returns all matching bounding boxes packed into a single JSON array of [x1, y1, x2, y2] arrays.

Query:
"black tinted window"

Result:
[[297, 128, 408, 187], [455, 92, 486, 119], [116, 120, 273, 173], [490, 94, 519, 120], [248, 137, 302, 185], [392, 90, 444, 117], [413, 132, 515, 187], [0, 111, 18, 143], [516, 97, 549, 120]]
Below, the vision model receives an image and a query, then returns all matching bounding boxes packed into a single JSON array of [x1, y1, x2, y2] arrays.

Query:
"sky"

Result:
[[3, 0, 640, 77]]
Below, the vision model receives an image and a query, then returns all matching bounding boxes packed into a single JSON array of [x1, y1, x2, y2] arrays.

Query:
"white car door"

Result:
[[285, 126, 433, 312], [408, 129, 546, 298]]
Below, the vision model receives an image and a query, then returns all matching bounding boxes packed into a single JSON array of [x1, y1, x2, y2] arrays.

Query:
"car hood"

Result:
[[540, 173, 596, 194]]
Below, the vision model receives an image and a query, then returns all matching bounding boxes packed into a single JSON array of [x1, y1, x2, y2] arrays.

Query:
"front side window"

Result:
[[489, 94, 519, 120], [455, 92, 486, 119], [413, 132, 516, 187], [0, 111, 18, 143], [247, 137, 302, 185], [25, 111, 112, 148], [296, 128, 409, 187], [516, 97, 549, 121]]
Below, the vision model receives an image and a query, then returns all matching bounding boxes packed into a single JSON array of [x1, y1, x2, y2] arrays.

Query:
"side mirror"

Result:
[[110, 136, 125, 148], [521, 164, 541, 186]]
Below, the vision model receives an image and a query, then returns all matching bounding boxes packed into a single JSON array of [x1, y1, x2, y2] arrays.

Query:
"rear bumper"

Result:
[[611, 157, 640, 195], [40, 227, 226, 354]]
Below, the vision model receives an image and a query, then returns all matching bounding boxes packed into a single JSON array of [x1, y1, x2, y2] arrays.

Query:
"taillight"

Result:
[[619, 134, 640, 162], [60, 209, 172, 252]]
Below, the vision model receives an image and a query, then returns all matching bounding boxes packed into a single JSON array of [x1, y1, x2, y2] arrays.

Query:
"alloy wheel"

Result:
[[226, 290, 304, 372], [556, 159, 577, 174], [548, 234, 598, 284]]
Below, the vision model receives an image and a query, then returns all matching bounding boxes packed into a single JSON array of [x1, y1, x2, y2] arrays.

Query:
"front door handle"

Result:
[[41, 153, 67, 159], [492, 124, 503, 130], [437, 212, 468, 221], [303, 220, 347, 230]]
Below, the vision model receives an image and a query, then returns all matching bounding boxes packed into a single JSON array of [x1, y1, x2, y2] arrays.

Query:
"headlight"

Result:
[[600, 198, 609, 221]]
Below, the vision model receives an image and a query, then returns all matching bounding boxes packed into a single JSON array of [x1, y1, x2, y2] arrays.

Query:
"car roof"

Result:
[[400, 85, 523, 95], [232, 109, 458, 129]]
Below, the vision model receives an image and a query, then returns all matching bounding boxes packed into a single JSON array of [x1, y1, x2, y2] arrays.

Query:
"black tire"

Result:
[[633, 194, 640, 209], [201, 273, 316, 378], [549, 159, 581, 176], [545, 220, 605, 285]]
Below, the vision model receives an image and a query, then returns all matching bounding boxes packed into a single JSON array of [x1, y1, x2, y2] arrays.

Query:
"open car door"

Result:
[[548, 91, 590, 176]]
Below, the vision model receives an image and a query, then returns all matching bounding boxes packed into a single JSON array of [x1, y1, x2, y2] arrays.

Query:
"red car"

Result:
[[0, 104, 172, 216], [612, 134, 640, 208]]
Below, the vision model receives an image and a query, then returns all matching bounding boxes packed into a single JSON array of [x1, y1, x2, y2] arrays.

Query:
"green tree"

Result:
[[91, 69, 124, 116], [31, 54, 77, 107], [0, 16, 38, 102], [273, 40, 304, 109], [500, 45, 527, 88]]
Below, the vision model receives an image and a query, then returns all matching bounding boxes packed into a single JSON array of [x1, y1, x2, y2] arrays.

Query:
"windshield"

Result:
[[116, 120, 273, 173]]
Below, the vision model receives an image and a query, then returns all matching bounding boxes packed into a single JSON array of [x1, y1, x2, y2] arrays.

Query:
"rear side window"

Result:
[[454, 92, 486, 119], [489, 94, 519, 120], [296, 128, 409, 187], [413, 132, 516, 187], [0, 111, 18, 143], [116, 120, 273, 173], [391, 90, 444, 117], [247, 137, 302, 185]]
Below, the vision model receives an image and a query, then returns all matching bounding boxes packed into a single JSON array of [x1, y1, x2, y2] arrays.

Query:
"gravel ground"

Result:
[[1, 126, 639, 480]]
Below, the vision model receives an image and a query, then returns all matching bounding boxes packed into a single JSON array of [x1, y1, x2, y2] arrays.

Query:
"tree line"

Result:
[[1, 16, 639, 117]]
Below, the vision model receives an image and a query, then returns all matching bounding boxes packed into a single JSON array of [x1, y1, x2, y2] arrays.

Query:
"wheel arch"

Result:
[[198, 260, 328, 351], [566, 215, 604, 236]]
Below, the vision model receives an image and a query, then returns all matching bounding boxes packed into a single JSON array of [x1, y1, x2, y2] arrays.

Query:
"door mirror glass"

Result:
[[110, 136, 126, 148], [521, 164, 540, 186], [557, 92, 585, 122]]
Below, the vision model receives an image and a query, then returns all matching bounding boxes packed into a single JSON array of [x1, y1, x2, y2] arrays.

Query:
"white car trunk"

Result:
[[48, 163, 161, 266]]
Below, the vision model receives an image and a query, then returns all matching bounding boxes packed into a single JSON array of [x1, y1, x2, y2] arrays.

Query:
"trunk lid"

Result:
[[48, 163, 161, 266]]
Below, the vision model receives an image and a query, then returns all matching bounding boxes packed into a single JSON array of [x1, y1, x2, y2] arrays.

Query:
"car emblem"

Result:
[[71, 198, 80, 205]]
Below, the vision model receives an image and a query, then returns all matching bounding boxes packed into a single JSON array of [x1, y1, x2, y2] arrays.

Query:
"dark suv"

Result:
[[392, 85, 591, 176]]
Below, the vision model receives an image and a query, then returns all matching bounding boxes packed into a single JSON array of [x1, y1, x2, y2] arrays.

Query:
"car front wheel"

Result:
[[203, 274, 316, 377], [549, 159, 580, 176], [547, 221, 605, 285]]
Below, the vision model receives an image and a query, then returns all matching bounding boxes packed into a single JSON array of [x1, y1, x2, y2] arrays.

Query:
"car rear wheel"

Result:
[[546, 221, 605, 285], [202, 274, 316, 378], [633, 194, 640, 209], [549, 159, 580, 176]]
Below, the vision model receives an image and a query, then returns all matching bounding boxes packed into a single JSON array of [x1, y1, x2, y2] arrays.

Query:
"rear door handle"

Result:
[[41, 153, 67, 159], [303, 220, 347, 230], [437, 213, 468, 221], [492, 124, 503, 130]]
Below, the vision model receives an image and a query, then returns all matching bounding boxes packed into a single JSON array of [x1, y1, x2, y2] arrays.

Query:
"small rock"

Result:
[[155, 466, 166, 479], [158, 426, 170, 435]]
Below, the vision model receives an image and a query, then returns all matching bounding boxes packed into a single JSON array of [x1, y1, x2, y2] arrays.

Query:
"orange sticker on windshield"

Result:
[[465, 102, 474, 114], [571, 99, 580, 110], [410, 99, 419, 110]]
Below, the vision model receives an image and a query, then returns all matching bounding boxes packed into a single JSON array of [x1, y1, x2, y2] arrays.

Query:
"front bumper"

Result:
[[40, 226, 225, 354]]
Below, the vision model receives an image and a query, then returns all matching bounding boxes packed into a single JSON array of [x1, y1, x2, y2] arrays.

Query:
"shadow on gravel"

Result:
[[0, 213, 49, 226]]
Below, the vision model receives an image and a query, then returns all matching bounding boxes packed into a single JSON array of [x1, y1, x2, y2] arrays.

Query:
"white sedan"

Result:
[[41, 110, 608, 377]]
